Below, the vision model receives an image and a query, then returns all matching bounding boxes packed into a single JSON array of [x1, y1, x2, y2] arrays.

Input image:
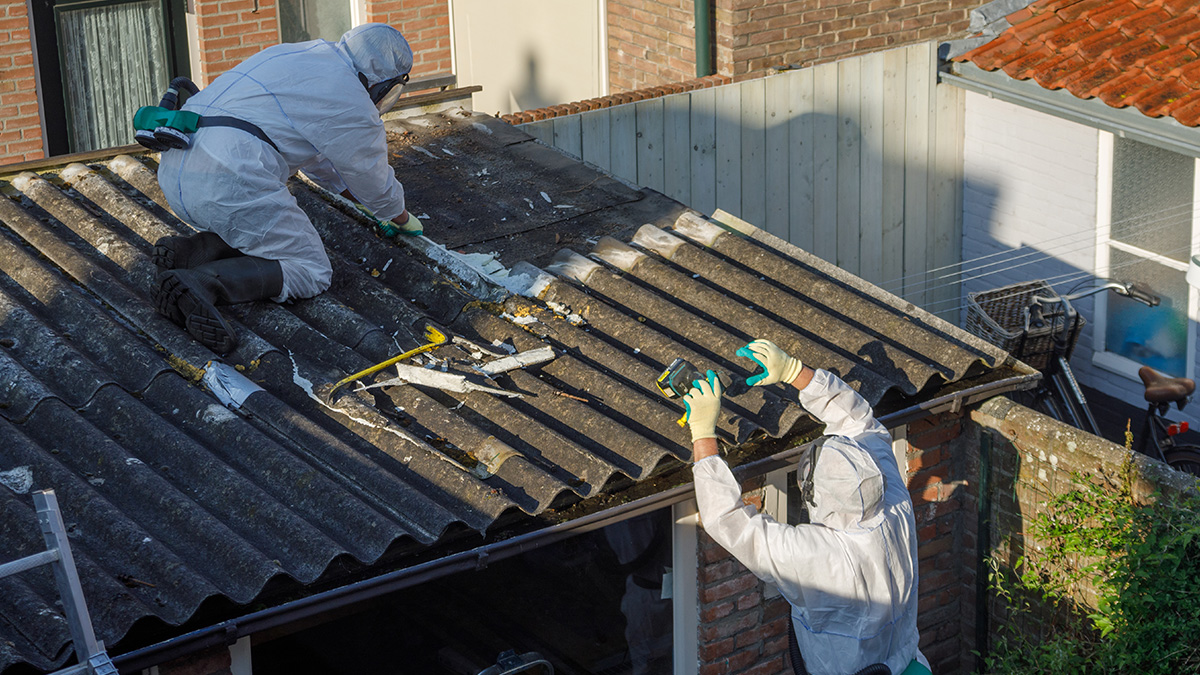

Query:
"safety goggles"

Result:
[[369, 73, 410, 114]]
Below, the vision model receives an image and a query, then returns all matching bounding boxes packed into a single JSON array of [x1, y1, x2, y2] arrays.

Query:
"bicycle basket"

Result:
[[965, 280, 1085, 371]]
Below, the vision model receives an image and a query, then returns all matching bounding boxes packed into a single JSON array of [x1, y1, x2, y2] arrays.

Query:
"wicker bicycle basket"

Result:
[[965, 280, 1085, 371]]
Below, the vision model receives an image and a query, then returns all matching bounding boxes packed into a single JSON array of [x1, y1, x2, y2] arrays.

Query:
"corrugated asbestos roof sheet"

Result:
[[954, 0, 1200, 126], [0, 109, 1013, 674]]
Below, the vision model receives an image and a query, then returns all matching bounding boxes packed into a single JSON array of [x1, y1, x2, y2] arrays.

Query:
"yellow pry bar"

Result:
[[328, 324, 448, 397]]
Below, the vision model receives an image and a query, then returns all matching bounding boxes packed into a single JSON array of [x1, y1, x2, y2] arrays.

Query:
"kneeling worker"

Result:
[[153, 23, 420, 354], [683, 339, 931, 675]]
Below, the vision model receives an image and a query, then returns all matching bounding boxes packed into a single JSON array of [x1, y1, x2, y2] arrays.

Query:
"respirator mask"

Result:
[[368, 73, 410, 114]]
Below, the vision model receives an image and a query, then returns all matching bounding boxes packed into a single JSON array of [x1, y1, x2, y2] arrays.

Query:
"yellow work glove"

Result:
[[682, 370, 724, 442], [737, 339, 803, 387], [353, 203, 423, 237]]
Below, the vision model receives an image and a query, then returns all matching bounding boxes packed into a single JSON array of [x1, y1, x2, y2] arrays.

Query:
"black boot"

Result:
[[153, 231, 240, 270], [155, 256, 284, 355]]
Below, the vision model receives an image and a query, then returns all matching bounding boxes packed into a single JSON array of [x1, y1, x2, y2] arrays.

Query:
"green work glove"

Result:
[[353, 203, 423, 237], [682, 370, 724, 442], [737, 339, 803, 387]]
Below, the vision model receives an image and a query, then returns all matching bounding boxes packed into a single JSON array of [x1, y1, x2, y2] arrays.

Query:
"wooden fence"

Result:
[[520, 42, 964, 319]]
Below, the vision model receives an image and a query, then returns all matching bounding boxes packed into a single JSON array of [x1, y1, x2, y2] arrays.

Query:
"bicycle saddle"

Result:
[[1138, 366, 1196, 402]]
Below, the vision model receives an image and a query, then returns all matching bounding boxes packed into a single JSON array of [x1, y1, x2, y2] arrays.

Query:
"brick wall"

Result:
[[194, 0, 280, 86], [155, 644, 232, 675], [608, 0, 698, 93], [712, 0, 977, 82], [969, 396, 1199, 652], [695, 409, 978, 675], [366, 0, 452, 77], [0, 0, 42, 163]]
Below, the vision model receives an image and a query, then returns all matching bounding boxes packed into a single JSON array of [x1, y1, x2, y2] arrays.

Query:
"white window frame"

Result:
[[1092, 130, 1200, 382], [671, 499, 699, 675]]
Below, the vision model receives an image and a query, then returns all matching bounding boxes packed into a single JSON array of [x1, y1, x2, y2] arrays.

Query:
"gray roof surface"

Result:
[[0, 109, 1012, 673]]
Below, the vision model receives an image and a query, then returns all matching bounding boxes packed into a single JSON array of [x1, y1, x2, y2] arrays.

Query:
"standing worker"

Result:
[[683, 339, 931, 675], [151, 23, 420, 355]]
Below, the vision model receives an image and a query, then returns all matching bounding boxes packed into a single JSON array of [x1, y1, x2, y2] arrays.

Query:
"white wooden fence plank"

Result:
[[715, 83, 742, 216], [664, 93, 692, 205], [610, 103, 638, 183], [740, 77, 767, 228], [580, 108, 611, 170], [903, 43, 932, 307], [789, 68, 816, 254], [837, 58, 862, 275], [859, 51, 886, 286], [813, 61, 840, 265], [931, 79, 965, 323], [764, 73, 791, 240], [691, 87, 718, 215], [553, 115, 583, 159], [881, 47, 907, 295], [636, 98, 666, 193]]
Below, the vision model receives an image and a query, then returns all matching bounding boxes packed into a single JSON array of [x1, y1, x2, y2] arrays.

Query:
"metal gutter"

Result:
[[941, 63, 1200, 159], [111, 372, 1032, 673]]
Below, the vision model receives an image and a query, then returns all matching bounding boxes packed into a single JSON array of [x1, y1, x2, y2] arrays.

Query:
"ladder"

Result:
[[0, 489, 118, 675]]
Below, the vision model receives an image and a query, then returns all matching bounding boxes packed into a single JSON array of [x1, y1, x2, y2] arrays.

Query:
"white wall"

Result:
[[452, 0, 604, 116], [962, 92, 1200, 428]]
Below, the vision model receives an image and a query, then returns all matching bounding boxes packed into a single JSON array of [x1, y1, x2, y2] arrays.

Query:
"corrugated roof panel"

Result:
[[0, 109, 1014, 674]]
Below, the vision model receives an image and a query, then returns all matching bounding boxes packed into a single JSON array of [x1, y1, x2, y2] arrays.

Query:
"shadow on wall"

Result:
[[511, 51, 560, 114]]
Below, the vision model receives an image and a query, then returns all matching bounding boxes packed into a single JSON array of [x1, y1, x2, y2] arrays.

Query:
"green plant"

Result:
[[983, 467, 1200, 674]]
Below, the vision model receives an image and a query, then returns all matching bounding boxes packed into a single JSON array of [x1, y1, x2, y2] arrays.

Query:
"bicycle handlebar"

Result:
[[1033, 280, 1160, 308]]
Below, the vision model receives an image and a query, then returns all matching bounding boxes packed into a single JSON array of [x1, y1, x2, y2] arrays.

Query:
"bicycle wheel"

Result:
[[1163, 446, 1200, 479]]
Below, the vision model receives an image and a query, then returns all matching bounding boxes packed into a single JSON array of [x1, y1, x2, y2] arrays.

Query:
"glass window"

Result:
[[57, 0, 170, 152], [279, 0, 350, 43], [1103, 138, 1196, 377]]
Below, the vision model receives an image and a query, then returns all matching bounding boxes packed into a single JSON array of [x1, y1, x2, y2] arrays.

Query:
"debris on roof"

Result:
[[0, 108, 1017, 674]]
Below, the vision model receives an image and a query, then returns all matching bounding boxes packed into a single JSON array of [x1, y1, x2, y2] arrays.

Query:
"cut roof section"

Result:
[[0, 108, 1020, 674], [953, 0, 1200, 126]]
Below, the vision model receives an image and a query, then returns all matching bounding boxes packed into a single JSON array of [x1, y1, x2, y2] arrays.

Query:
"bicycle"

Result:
[[1135, 366, 1200, 476], [968, 279, 1200, 478]]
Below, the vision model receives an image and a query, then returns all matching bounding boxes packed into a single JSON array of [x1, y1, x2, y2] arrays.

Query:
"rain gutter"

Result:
[[111, 371, 1034, 673], [941, 63, 1200, 159]]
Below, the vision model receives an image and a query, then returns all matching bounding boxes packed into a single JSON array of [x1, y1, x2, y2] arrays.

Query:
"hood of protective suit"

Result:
[[803, 438, 884, 531], [337, 24, 413, 87]]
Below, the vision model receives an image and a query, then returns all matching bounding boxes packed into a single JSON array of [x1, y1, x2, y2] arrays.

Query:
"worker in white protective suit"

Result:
[[682, 339, 932, 675], [154, 23, 419, 355]]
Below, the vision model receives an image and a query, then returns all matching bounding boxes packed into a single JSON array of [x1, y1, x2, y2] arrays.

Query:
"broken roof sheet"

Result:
[[953, 0, 1200, 126], [0, 109, 1015, 674]]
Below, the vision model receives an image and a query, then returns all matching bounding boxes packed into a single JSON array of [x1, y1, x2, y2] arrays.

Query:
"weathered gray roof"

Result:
[[0, 109, 1015, 674]]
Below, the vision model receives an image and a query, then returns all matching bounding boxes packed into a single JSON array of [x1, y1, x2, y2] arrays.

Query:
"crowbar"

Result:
[[328, 324, 448, 398]]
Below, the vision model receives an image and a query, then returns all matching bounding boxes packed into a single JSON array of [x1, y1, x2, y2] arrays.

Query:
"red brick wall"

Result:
[[156, 644, 232, 675], [695, 409, 977, 675], [366, 0, 452, 77], [194, 0, 280, 86], [711, 0, 976, 81], [0, 0, 43, 163], [608, 0, 698, 93]]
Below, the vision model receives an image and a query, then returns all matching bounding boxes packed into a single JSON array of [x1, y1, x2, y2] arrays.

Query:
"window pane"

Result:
[[58, 0, 169, 152], [280, 0, 350, 43], [1111, 137, 1194, 263], [1106, 249, 1189, 376]]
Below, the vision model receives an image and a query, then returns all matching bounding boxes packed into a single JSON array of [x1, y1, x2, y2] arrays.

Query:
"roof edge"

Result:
[[943, 63, 1200, 158]]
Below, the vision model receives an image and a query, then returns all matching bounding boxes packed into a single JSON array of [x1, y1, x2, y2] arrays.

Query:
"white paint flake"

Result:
[[540, 191, 552, 203], [0, 466, 33, 494]]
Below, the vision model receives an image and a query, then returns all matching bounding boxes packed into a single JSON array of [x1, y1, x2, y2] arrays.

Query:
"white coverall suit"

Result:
[[693, 369, 930, 675], [157, 24, 410, 302]]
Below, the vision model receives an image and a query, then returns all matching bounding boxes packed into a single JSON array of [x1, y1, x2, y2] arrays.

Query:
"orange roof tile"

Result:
[[955, 0, 1200, 126]]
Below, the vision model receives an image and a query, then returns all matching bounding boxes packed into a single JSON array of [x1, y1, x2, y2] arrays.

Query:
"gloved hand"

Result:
[[737, 339, 803, 387], [682, 370, 724, 442], [353, 203, 423, 237]]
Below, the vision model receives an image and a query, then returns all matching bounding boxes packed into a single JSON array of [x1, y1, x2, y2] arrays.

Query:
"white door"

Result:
[[452, 0, 605, 116]]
